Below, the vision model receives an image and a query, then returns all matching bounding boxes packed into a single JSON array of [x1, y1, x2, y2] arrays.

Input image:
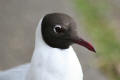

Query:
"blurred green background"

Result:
[[74, 0, 120, 80]]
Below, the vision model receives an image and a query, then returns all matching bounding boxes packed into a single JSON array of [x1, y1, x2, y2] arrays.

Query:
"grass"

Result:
[[74, 0, 120, 80]]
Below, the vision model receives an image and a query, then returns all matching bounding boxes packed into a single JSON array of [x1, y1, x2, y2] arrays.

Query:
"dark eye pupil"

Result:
[[55, 27, 62, 33]]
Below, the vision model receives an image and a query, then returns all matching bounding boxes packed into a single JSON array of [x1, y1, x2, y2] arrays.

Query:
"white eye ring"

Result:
[[53, 25, 62, 33]]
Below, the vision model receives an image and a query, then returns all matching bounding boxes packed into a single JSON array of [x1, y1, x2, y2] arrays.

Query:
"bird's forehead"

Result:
[[50, 17, 71, 25], [44, 13, 73, 24], [42, 13, 76, 30]]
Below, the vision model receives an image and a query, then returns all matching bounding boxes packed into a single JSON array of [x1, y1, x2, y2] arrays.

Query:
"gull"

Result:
[[0, 13, 95, 80]]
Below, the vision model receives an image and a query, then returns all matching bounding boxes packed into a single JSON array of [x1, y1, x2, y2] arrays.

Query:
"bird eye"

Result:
[[54, 25, 64, 33]]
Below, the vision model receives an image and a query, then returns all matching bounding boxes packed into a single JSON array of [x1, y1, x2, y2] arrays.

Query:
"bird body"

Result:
[[27, 46, 83, 80]]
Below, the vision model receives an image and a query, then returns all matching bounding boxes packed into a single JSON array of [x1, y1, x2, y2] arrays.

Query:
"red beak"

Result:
[[72, 37, 96, 53]]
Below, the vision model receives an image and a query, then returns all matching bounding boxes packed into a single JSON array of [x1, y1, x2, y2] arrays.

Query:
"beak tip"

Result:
[[88, 45, 96, 53], [91, 48, 96, 53]]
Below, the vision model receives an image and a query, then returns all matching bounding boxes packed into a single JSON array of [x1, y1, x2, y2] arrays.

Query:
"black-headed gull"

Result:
[[0, 13, 95, 80]]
